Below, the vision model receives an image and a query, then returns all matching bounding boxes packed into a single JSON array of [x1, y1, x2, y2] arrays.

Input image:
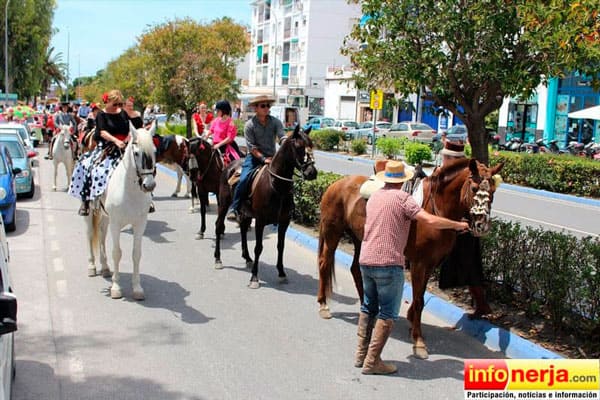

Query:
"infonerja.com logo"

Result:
[[464, 359, 599, 398]]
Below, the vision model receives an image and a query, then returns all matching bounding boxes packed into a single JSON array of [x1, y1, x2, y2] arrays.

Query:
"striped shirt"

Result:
[[359, 186, 421, 267]]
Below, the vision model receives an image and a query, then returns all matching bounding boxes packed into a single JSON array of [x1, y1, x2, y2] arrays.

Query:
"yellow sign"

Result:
[[370, 90, 383, 110]]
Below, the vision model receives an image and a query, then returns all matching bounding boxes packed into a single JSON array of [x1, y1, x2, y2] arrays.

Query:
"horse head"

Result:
[[127, 122, 157, 193], [461, 159, 504, 236], [287, 124, 317, 180], [59, 123, 72, 149]]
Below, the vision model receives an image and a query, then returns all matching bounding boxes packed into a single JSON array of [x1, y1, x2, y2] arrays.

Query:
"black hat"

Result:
[[215, 100, 232, 115], [60, 101, 70, 106]]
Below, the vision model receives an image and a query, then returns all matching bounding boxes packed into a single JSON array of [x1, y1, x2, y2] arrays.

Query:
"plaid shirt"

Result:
[[359, 186, 421, 267]]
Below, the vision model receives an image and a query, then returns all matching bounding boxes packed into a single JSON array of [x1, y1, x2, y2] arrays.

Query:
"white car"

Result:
[[0, 123, 35, 151], [0, 213, 16, 400]]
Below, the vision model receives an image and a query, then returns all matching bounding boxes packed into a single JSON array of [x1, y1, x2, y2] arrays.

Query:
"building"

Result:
[[244, 0, 361, 121]]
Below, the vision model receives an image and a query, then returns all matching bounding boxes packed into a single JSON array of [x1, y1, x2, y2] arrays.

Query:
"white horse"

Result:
[[52, 124, 75, 191], [86, 122, 157, 300]]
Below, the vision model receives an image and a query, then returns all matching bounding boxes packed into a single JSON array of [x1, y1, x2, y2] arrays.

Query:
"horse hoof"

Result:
[[87, 267, 96, 277], [195, 232, 204, 240], [412, 345, 429, 360], [245, 261, 253, 269], [248, 280, 260, 289], [188, 207, 196, 214], [318, 306, 332, 319], [171, 193, 178, 198], [279, 276, 288, 284], [101, 268, 112, 278], [110, 288, 122, 299], [52, 186, 56, 191], [214, 261, 223, 270], [132, 290, 145, 301]]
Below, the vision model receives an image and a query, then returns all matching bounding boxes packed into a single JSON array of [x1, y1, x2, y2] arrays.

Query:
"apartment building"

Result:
[[244, 0, 361, 121]]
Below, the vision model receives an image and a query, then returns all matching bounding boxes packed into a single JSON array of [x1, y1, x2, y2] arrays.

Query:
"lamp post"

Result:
[[4, 0, 9, 105]]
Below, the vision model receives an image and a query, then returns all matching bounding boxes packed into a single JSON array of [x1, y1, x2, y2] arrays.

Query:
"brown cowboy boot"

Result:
[[362, 319, 397, 375], [354, 312, 375, 367], [468, 286, 492, 319]]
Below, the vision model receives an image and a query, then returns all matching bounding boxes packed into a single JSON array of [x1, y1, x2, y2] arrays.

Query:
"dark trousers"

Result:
[[229, 155, 261, 212]]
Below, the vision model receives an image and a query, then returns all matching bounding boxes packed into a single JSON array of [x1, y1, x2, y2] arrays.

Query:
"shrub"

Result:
[[351, 139, 367, 155], [376, 137, 403, 159], [163, 123, 188, 137], [293, 171, 343, 226], [311, 129, 343, 151], [233, 119, 246, 136], [404, 142, 433, 165]]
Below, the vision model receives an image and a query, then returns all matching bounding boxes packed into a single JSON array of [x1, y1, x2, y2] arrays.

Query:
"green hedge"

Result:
[[376, 137, 404, 159], [292, 171, 343, 226], [311, 129, 344, 151], [351, 139, 367, 155], [405, 142, 433, 165], [490, 152, 600, 198]]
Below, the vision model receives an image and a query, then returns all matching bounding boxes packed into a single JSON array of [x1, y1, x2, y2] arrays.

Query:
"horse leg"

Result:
[[183, 170, 192, 199], [350, 234, 364, 304], [214, 200, 227, 269], [85, 214, 96, 276], [131, 222, 146, 301], [275, 221, 289, 284], [189, 178, 198, 213], [52, 161, 58, 191], [172, 164, 183, 197], [317, 226, 344, 319], [195, 193, 208, 240], [248, 221, 265, 289], [98, 215, 110, 277], [240, 218, 253, 268], [407, 262, 429, 359], [109, 224, 124, 299]]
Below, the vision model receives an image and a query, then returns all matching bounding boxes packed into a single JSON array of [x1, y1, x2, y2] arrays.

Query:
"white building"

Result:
[[245, 0, 361, 120]]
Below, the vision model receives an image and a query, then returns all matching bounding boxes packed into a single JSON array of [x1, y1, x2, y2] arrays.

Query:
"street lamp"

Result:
[[4, 0, 9, 105]]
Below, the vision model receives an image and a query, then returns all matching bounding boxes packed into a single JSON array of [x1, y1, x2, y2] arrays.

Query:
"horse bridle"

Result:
[[268, 136, 315, 183], [194, 138, 222, 182], [130, 140, 155, 189]]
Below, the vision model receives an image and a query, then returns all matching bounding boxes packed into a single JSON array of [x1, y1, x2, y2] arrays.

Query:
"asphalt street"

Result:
[[8, 147, 504, 400]]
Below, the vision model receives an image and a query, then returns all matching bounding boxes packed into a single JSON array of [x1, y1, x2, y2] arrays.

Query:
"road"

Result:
[[9, 149, 504, 400], [312, 150, 599, 238]]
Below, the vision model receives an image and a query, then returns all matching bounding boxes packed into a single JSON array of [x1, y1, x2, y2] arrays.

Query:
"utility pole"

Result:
[[4, 0, 10, 105]]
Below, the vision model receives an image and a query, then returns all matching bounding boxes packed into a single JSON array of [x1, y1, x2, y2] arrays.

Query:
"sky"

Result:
[[50, 0, 252, 79]]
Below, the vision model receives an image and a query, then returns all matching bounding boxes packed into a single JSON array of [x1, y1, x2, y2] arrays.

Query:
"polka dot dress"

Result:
[[69, 144, 122, 201]]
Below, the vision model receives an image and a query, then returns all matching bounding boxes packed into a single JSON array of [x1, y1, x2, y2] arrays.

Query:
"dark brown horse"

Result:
[[154, 135, 196, 207], [187, 137, 225, 239], [317, 158, 503, 359], [214, 125, 317, 288]]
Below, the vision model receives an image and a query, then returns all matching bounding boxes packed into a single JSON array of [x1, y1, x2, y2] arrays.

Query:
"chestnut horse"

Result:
[[214, 125, 317, 288], [317, 158, 503, 359], [155, 135, 195, 208], [187, 137, 224, 239]]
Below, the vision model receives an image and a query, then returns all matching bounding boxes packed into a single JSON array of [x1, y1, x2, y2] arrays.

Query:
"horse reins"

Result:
[[130, 140, 155, 189], [268, 137, 314, 183]]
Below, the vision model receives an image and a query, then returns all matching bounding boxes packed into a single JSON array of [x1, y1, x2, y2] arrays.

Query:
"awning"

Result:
[[567, 105, 600, 120]]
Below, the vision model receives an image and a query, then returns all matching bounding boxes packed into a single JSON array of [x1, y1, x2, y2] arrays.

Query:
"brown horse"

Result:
[[187, 137, 224, 239], [154, 135, 195, 206], [214, 125, 317, 288], [317, 157, 503, 359]]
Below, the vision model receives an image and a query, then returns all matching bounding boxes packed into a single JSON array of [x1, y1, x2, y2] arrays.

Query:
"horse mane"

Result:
[[135, 128, 155, 157], [434, 157, 471, 185]]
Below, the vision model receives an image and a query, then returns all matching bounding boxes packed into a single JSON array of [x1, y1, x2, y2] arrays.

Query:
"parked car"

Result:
[[333, 119, 359, 135], [0, 123, 35, 151], [0, 212, 17, 399], [348, 121, 392, 144], [0, 136, 35, 198], [387, 121, 437, 143], [0, 146, 19, 232], [445, 124, 468, 143], [303, 116, 335, 131], [26, 115, 44, 147]]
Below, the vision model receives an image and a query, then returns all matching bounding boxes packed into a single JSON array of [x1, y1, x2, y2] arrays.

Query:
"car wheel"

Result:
[[23, 177, 35, 199], [5, 207, 15, 232]]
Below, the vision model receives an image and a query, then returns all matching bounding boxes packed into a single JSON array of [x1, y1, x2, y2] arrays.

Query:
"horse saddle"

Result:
[[359, 161, 425, 207], [153, 134, 176, 156], [227, 164, 267, 199]]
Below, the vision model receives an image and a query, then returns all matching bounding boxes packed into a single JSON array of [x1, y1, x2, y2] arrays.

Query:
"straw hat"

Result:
[[375, 161, 414, 184], [440, 141, 465, 157], [249, 95, 276, 106]]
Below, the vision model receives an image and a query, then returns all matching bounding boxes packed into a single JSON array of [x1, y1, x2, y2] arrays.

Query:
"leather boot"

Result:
[[362, 319, 397, 375], [78, 201, 90, 216], [354, 312, 375, 367], [469, 285, 492, 318]]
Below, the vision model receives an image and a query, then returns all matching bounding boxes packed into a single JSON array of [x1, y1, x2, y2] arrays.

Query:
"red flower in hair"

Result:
[[128, 96, 134, 102], [102, 92, 109, 104]]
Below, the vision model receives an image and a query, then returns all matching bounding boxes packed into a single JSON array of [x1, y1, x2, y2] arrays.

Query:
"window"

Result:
[[282, 63, 289, 85], [256, 45, 263, 65], [261, 66, 269, 86], [262, 46, 269, 64], [257, 29, 264, 44], [290, 39, 299, 62], [282, 42, 290, 62], [258, 4, 264, 23], [284, 17, 291, 39]]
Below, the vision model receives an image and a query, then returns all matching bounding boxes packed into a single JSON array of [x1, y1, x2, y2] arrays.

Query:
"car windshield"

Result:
[[0, 155, 6, 174], [322, 118, 335, 126], [449, 126, 466, 134], [377, 122, 391, 129], [0, 140, 24, 158], [412, 123, 433, 130], [343, 121, 358, 128], [0, 128, 27, 142]]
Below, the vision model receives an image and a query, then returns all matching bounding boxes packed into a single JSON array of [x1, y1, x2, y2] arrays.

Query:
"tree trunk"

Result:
[[465, 117, 490, 165], [185, 110, 193, 139]]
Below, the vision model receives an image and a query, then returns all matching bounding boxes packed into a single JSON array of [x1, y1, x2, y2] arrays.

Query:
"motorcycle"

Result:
[[536, 139, 562, 154], [583, 142, 600, 160], [565, 141, 586, 157], [499, 137, 525, 152]]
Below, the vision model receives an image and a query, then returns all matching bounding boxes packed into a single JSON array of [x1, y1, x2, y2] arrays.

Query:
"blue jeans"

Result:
[[229, 155, 261, 212], [360, 265, 405, 320]]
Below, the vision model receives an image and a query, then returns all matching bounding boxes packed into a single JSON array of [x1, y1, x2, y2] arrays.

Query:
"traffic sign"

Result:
[[370, 90, 383, 110]]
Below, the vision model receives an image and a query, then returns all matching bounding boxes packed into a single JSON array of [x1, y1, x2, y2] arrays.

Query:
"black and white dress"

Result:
[[69, 110, 142, 201]]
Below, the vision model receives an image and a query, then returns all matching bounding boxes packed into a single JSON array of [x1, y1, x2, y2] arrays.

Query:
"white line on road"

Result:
[[46, 214, 55, 223], [53, 257, 64, 273], [50, 240, 60, 252], [47, 225, 56, 236], [60, 310, 86, 382], [56, 279, 68, 298], [493, 210, 599, 238]]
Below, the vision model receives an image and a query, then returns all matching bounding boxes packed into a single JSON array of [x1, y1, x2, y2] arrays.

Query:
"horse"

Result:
[[316, 157, 504, 359], [52, 124, 75, 191], [85, 122, 157, 300], [187, 137, 224, 240], [154, 134, 195, 209], [214, 125, 317, 288]]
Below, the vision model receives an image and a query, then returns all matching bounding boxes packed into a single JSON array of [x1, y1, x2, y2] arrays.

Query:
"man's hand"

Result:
[[264, 157, 272, 164], [455, 221, 470, 232]]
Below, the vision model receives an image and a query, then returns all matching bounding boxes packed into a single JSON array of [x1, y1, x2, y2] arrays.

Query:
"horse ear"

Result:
[[304, 126, 312, 136], [491, 161, 504, 175], [129, 121, 138, 142], [292, 124, 301, 138], [468, 158, 479, 176]]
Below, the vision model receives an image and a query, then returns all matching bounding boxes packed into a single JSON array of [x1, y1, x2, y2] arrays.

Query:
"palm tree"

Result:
[[40, 46, 66, 98]]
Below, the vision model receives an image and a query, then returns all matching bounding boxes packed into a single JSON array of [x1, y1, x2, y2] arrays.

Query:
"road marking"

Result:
[[53, 257, 64, 272], [493, 210, 598, 238], [61, 310, 85, 382], [68, 357, 85, 383], [47, 214, 55, 223], [497, 188, 600, 211], [50, 240, 59, 252], [47, 225, 56, 236], [56, 279, 68, 298]]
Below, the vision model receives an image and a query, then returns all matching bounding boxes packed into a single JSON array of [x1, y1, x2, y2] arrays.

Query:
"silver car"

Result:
[[387, 122, 437, 143]]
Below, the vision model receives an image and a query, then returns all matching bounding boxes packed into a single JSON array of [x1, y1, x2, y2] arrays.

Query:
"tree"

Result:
[[343, 0, 600, 163], [40, 46, 66, 98], [137, 17, 249, 137]]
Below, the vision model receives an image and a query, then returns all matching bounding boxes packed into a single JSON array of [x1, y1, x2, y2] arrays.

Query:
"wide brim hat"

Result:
[[249, 95, 276, 106], [440, 141, 465, 157], [60, 101, 70, 106], [375, 160, 414, 183]]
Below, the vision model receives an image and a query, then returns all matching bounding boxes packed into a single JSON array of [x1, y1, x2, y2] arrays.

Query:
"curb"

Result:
[[157, 163, 563, 359]]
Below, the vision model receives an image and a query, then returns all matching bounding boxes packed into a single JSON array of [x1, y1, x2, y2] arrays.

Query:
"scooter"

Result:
[[537, 139, 561, 154], [583, 142, 600, 160], [565, 141, 586, 157], [499, 137, 524, 152]]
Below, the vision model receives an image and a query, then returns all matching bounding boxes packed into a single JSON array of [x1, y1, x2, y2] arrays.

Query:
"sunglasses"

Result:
[[258, 103, 271, 109], [113, 102, 123, 107]]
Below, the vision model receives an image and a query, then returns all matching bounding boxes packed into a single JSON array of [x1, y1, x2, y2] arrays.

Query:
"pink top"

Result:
[[210, 117, 239, 162], [359, 187, 421, 267]]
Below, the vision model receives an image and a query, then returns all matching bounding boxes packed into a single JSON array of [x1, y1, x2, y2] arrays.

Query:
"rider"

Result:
[[207, 100, 242, 164], [437, 140, 492, 318], [68, 90, 143, 216], [226, 95, 284, 222], [44, 101, 78, 160]]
